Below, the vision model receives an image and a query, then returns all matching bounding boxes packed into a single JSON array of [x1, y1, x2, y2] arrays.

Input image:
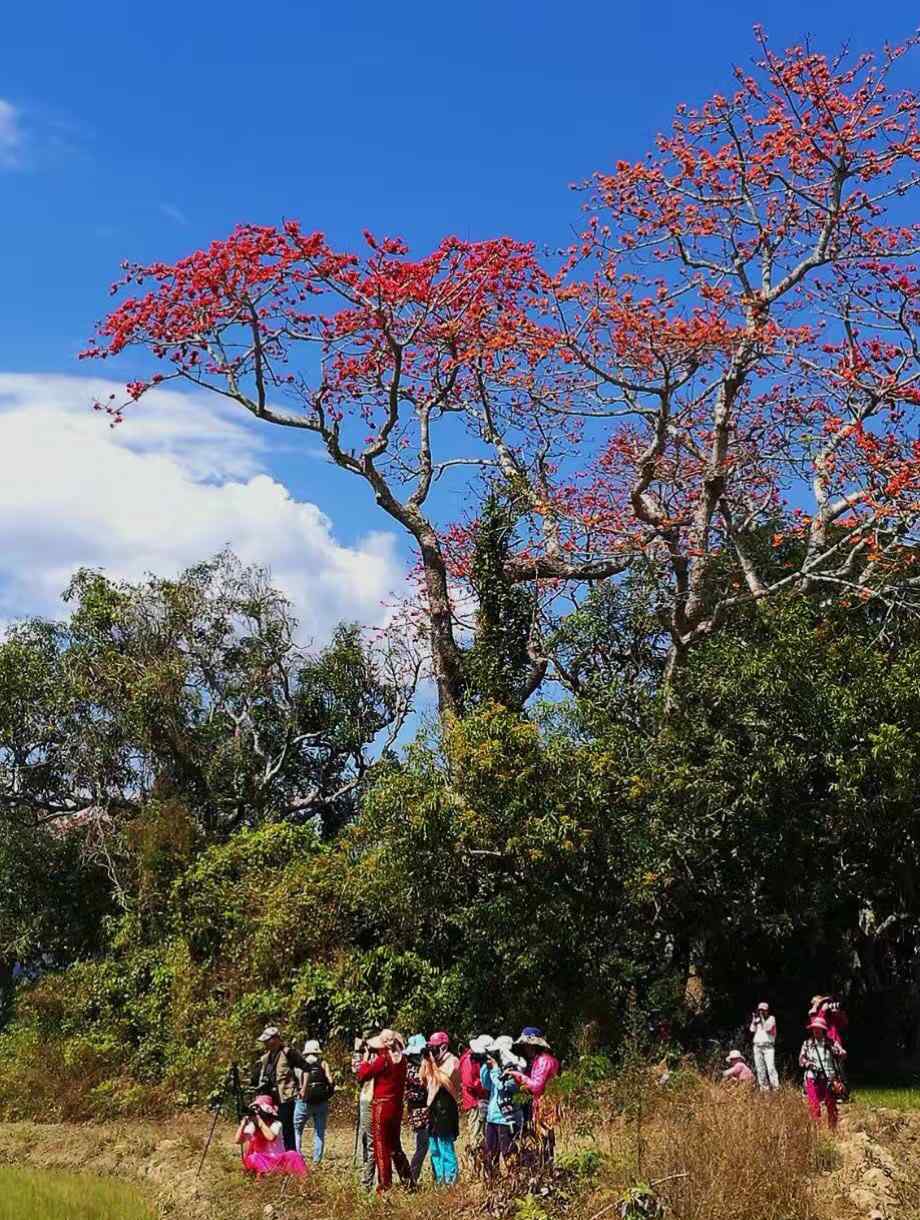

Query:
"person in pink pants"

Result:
[[799, 1016, 846, 1129]]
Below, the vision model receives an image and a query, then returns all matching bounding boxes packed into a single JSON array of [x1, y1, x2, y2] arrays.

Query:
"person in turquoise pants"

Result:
[[420, 1032, 461, 1185]]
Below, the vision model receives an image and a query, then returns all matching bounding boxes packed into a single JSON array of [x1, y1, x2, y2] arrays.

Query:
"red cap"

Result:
[[428, 1031, 449, 1047]]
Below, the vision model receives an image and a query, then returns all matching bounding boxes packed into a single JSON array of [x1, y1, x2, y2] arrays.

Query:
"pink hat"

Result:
[[808, 1015, 829, 1032], [253, 1094, 278, 1114], [428, 1031, 450, 1047]]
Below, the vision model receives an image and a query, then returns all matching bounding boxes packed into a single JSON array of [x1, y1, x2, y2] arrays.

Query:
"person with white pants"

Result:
[[749, 1001, 779, 1090]]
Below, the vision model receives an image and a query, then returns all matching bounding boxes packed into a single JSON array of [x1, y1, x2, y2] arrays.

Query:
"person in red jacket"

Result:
[[459, 1035, 492, 1163], [355, 1029, 411, 1193]]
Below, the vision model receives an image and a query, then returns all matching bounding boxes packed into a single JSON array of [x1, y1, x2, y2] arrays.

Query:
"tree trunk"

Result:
[[417, 530, 466, 720]]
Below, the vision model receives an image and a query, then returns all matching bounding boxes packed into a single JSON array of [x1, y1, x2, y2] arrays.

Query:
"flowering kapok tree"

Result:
[[82, 231, 625, 718], [540, 30, 920, 679]]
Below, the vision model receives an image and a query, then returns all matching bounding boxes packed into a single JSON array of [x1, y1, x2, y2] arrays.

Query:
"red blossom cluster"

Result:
[[83, 30, 920, 694]]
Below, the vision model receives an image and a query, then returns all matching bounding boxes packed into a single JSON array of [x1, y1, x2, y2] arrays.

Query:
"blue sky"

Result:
[[0, 0, 915, 633]]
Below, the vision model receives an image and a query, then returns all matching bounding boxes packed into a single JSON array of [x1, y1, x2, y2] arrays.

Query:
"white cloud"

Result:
[[159, 202, 188, 225], [0, 100, 23, 169], [0, 373, 403, 640]]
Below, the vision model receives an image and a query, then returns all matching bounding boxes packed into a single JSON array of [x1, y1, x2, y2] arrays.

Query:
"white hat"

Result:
[[303, 1039, 321, 1055], [469, 1035, 493, 1055], [726, 1049, 745, 1062], [257, 1025, 281, 1042]]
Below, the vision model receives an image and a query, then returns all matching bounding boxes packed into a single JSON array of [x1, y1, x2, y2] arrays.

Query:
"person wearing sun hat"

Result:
[[293, 1038, 335, 1164], [459, 1034, 492, 1169], [722, 1049, 754, 1085], [479, 1036, 525, 1176], [799, 1014, 847, 1129], [509, 1027, 561, 1164], [355, 1029, 412, 1192], [420, 1031, 462, 1185]]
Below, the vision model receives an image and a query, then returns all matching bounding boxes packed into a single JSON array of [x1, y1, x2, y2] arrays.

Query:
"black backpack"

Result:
[[302, 1057, 333, 1104]]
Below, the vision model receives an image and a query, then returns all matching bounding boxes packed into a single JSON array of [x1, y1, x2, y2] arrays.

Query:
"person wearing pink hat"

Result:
[[420, 1032, 461, 1185], [234, 1094, 308, 1177], [749, 1002, 779, 1091], [799, 1015, 847, 1129]]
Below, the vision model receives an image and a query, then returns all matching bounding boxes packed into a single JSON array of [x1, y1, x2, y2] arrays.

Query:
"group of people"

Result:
[[722, 994, 849, 1128], [234, 1022, 560, 1192], [353, 1025, 560, 1193], [234, 1025, 336, 1177]]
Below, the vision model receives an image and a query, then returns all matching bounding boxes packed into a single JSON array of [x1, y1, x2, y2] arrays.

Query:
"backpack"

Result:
[[302, 1057, 333, 1104]]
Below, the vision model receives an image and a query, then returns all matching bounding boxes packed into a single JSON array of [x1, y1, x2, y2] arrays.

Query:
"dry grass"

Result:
[[598, 1081, 823, 1220], [0, 1075, 880, 1220]]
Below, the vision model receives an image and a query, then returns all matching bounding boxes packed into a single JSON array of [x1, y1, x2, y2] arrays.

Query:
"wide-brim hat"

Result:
[[257, 1025, 281, 1043], [367, 1028, 405, 1051], [469, 1035, 494, 1055], [303, 1039, 321, 1055], [406, 1034, 428, 1056], [726, 1050, 744, 1063], [808, 1015, 829, 1032], [253, 1094, 278, 1114], [514, 1026, 551, 1052]]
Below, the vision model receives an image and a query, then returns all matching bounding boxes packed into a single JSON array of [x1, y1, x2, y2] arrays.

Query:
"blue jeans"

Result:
[[428, 1134, 458, 1184], [293, 1099, 329, 1162]]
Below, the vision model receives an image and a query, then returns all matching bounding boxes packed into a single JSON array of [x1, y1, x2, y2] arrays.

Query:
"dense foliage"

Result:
[[1, 547, 919, 1117]]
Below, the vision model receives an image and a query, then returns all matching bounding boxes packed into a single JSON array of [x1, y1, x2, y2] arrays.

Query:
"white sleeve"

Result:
[[268, 1121, 282, 1140]]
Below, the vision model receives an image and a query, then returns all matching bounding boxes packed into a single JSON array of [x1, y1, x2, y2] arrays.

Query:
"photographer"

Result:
[[405, 1034, 431, 1183], [459, 1034, 492, 1163], [251, 1025, 311, 1152], [355, 1029, 412, 1194], [235, 1094, 307, 1177], [351, 1030, 377, 1189], [479, 1036, 524, 1177], [748, 1002, 779, 1091], [419, 1031, 461, 1185], [800, 1015, 846, 1129]]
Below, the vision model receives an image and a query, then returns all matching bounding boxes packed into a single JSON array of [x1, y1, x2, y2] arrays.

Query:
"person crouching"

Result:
[[722, 1049, 754, 1085], [235, 1094, 307, 1177]]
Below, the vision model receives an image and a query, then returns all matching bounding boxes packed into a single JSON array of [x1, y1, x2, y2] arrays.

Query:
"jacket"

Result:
[[356, 1050, 408, 1108], [480, 1062, 523, 1127], [253, 1044, 308, 1104], [511, 1052, 559, 1099], [459, 1049, 490, 1112]]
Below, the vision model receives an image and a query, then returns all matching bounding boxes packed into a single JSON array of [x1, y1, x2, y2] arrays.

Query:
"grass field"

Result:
[[0, 1166, 154, 1220], [852, 1081, 920, 1111]]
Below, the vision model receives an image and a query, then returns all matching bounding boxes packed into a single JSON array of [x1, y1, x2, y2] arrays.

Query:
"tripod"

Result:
[[196, 1062, 246, 1178]]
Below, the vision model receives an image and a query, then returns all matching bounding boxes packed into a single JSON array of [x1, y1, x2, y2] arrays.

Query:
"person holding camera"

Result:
[[800, 1015, 846, 1129], [509, 1028, 561, 1165], [235, 1094, 308, 1177], [355, 1029, 412, 1193], [251, 1025, 311, 1152], [405, 1035, 432, 1183], [748, 1002, 779, 1091], [419, 1031, 461, 1185], [351, 1030, 377, 1189], [293, 1039, 335, 1164], [479, 1036, 525, 1177], [460, 1034, 492, 1164]]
